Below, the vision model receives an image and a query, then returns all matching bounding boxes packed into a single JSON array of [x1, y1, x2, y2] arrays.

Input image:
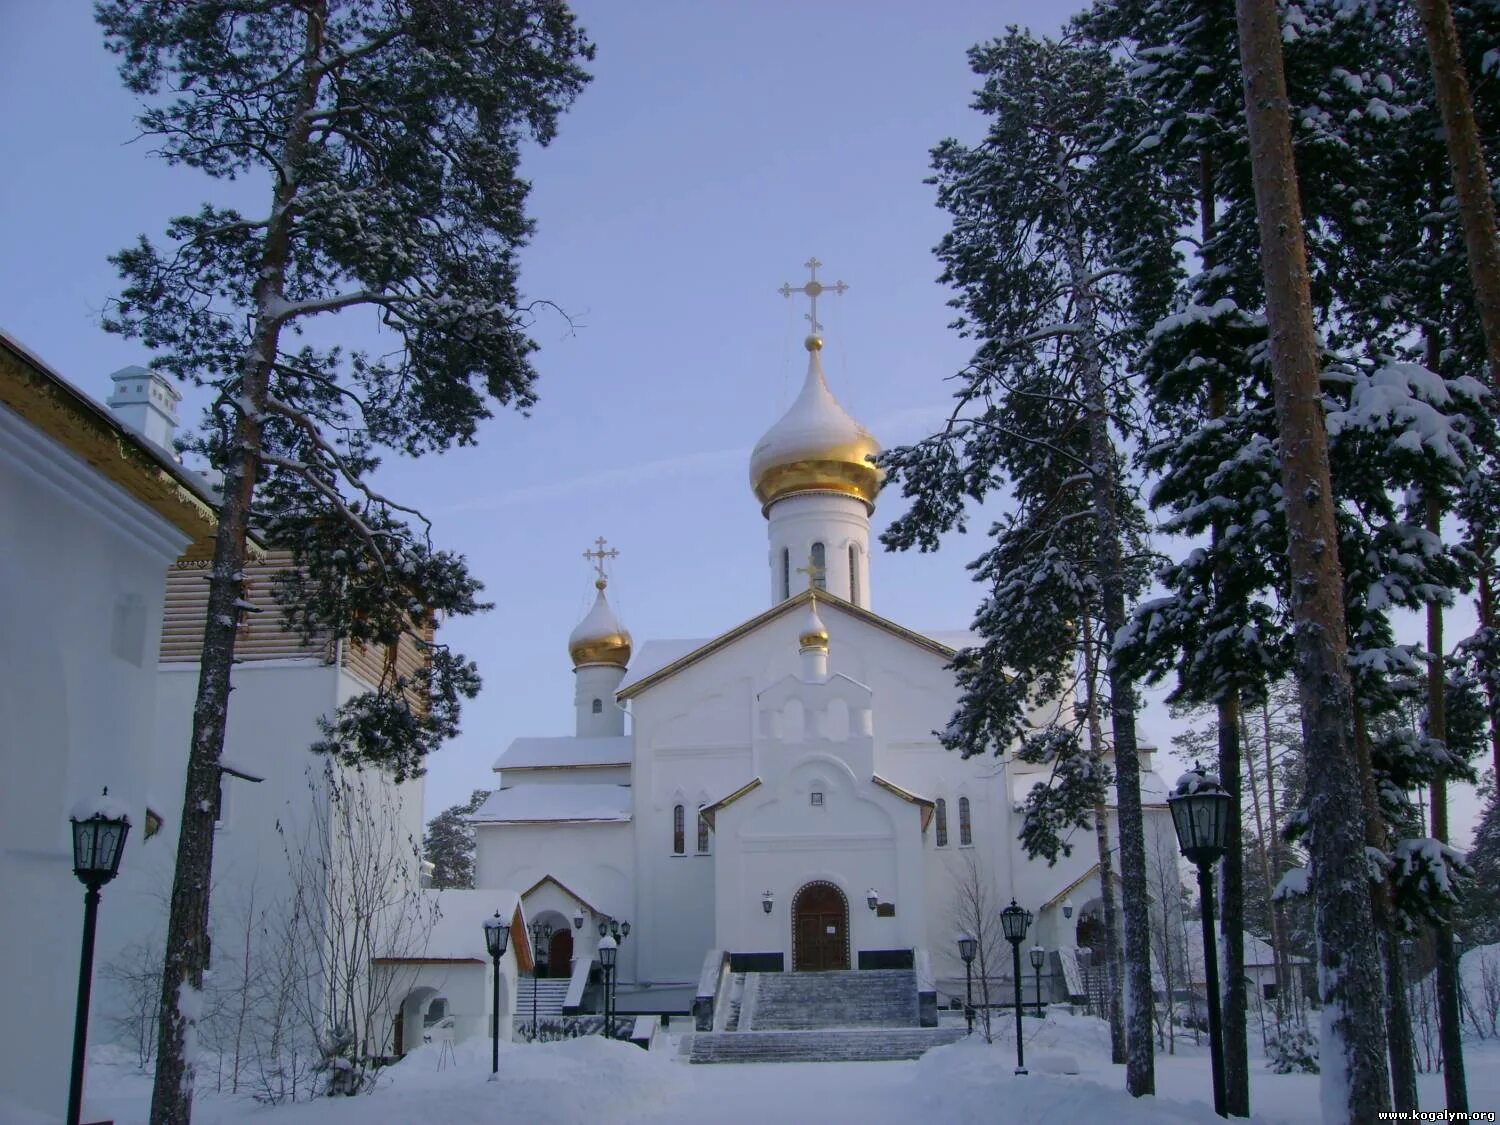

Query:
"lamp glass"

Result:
[[1168, 774, 1232, 865], [1000, 900, 1032, 943], [573, 910, 584, 930], [71, 811, 130, 886], [483, 912, 510, 958], [866, 888, 879, 911], [958, 934, 977, 963], [1029, 946, 1045, 969], [621, 921, 631, 939], [598, 939, 617, 969]]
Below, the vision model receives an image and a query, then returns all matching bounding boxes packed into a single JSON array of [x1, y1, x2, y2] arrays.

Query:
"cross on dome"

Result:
[[778, 256, 848, 340], [583, 536, 620, 588], [795, 549, 826, 595]]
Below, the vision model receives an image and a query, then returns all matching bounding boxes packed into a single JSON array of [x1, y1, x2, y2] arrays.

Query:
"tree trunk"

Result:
[[1218, 693, 1250, 1115], [1480, 568, 1500, 781], [1240, 704, 1287, 1023], [1427, 493, 1470, 1112], [1084, 615, 1128, 1064], [1055, 142, 1154, 1097], [1413, 0, 1500, 394], [148, 8, 327, 1122], [1383, 905, 1421, 1113], [1234, 1, 1392, 1119]]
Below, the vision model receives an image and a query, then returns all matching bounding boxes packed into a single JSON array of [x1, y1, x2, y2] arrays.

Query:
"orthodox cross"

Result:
[[778, 257, 848, 337], [583, 536, 620, 584], [795, 549, 826, 594]]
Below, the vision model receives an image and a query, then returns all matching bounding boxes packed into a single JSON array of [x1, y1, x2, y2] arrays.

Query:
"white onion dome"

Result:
[[568, 579, 632, 668], [749, 336, 882, 515], [798, 599, 830, 652]]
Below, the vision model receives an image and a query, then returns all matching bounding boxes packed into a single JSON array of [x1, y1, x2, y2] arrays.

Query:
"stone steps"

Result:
[[513, 978, 572, 1026], [688, 1027, 966, 1064], [747, 969, 918, 1031]]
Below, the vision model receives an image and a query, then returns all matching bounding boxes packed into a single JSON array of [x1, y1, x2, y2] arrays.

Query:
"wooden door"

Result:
[[792, 882, 849, 971], [548, 928, 574, 977]]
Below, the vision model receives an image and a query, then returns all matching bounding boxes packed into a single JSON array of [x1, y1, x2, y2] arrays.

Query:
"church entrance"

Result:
[[792, 881, 849, 971], [547, 928, 574, 977]]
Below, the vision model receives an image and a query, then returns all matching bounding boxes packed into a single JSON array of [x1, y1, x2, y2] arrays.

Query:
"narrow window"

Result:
[[810, 542, 827, 590], [959, 797, 973, 846], [782, 548, 791, 600], [935, 798, 948, 847], [697, 804, 710, 854], [848, 544, 859, 604], [591, 698, 603, 714], [672, 804, 685, 855]]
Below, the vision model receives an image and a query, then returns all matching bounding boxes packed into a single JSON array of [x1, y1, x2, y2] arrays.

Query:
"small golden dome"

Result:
[[798, 601, 830, 652], [568, 583, 632, 668], [749, 342, 883, 515]]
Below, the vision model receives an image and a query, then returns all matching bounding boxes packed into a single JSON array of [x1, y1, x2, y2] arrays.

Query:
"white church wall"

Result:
[[0, 406, 189, 1120]]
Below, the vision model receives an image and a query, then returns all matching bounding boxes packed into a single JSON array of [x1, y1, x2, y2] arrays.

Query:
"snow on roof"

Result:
[[617, 639, 708, 694], [470, 784, 632, 824], [386, 888, 522, 962], [494, 736, 631, 771]]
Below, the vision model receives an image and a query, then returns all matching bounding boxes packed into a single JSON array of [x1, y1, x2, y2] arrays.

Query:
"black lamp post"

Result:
[[1169, 764, 1233, 1118], [597, 935, 617, 1037], [482, 910, 510, 1075], [1029, 945, 1046, 1018], [1000, 898, 1033, 1075], [528, 919, 553, 1035], [957, 934, 977, 1035], [68, 791, 130, 1125]]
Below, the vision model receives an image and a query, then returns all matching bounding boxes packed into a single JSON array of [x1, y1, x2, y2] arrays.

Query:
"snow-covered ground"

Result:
[[27, 1010, 1500, 1124]]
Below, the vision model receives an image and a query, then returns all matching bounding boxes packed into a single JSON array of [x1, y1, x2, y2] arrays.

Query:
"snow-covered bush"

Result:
[[1266, 1022, 1319, 1074]]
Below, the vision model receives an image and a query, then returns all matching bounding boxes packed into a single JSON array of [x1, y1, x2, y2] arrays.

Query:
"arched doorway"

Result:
[[792, 881, 849, 971], [548, 927, 574, 976]]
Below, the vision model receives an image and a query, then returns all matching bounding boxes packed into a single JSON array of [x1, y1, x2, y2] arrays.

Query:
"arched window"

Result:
[[959, 797, 973, 846], [848, 544, 860, 604], [697, 804, 711, 854], [935, 798, 948, 847], [810, 542, 827, 589], [591, 698, 603, 714], [782, 548, 791, 600], [672, 804, 685, 855]]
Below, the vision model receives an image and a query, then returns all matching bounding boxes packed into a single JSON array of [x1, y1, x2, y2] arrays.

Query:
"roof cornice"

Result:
[[618, 588, 956, 700]]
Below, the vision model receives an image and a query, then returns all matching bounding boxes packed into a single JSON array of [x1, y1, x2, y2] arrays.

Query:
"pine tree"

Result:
[[93, 4, 593, 1120], [423, 789, 490, 889], [881, 29, 1181, 1096], [1233, 0, 1392, 1117]]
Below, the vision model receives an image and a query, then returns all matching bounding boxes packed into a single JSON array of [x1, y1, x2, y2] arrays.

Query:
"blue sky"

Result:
[[0, 2, 1482, 845]]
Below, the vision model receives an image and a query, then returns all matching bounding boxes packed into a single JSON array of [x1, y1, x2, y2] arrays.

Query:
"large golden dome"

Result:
[[749, 336, 883, 514], [568, 579, 632, 668]]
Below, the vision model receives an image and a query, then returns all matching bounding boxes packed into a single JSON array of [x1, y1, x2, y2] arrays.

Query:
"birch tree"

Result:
[[93, 4, 593, 1120]]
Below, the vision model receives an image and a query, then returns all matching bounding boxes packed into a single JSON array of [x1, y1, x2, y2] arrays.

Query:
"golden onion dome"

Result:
[[798, 599, 830, 652], [749, 335, 883, 515], [568, 579, 632, 668]]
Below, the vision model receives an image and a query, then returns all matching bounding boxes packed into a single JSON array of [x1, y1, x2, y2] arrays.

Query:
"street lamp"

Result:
[[957, 934, 977, 1035], [1000, 899, 1033, 1075], [1029, 946, 1046, 1018], [866, 887, 879, 912], [1076, 946, 1093, 1016], [68, 790, 130, 1125], [482, 910, 510, 1075], [762, 889, 774, 914], [597, 935, 617, 1038], [1062, 898, 1075, 920], [572, 908, 584, 931], [1169, 764, 1233, 1119], [528, 919, 554, 1036]]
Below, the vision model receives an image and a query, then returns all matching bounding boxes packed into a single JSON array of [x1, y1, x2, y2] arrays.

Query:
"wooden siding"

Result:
[[160, 548, 432, 714], [160, 550, 332, 664]]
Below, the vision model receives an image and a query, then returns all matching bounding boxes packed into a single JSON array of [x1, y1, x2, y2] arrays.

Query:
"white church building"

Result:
[[470, 283, 1176, 1022]]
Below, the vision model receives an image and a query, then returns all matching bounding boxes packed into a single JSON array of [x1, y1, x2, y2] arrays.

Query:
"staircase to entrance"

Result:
[[513, 978, 570, 1030], [688, 969, 965, 1064]]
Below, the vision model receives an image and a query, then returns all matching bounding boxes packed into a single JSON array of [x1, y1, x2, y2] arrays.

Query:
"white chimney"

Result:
[[106, 365, 181, 458]]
